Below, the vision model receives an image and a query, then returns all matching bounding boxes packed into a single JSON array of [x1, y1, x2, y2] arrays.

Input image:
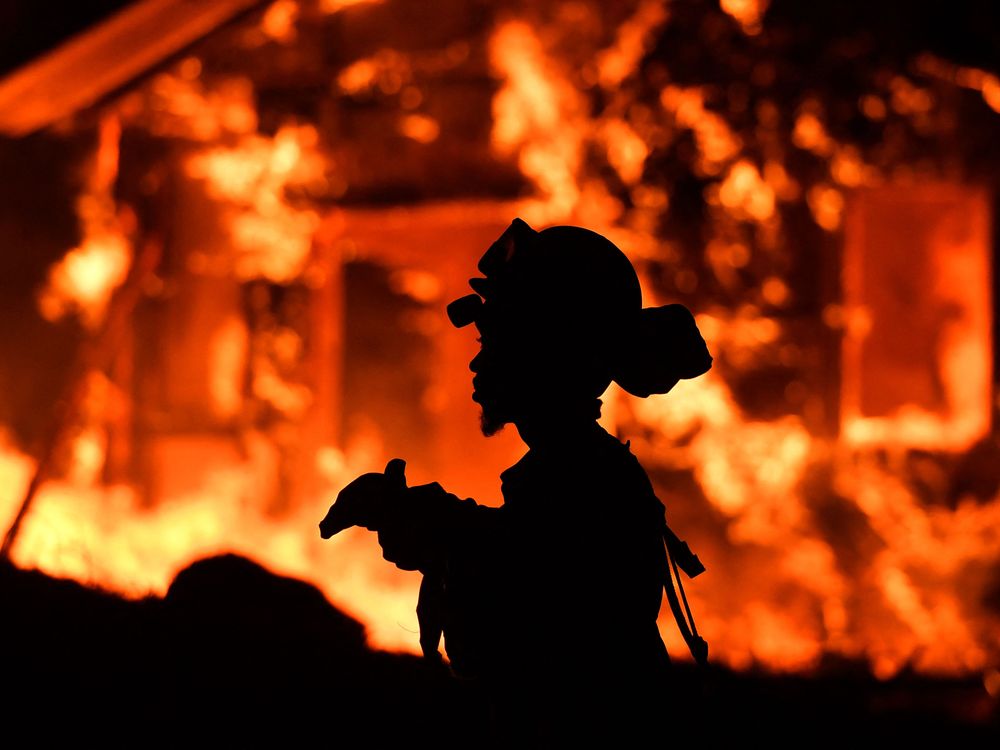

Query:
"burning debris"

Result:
[[0, 0, 998, 711]]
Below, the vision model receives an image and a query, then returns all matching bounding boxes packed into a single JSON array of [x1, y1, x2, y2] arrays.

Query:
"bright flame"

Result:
[[720, 0, 769, 35], [490, 21, 584, 222], [186, 124, 326, 283], [142, 72, 258, 141], [717, 159, 776, 222], [0, 436, 423, 653], [602, 118, 650, 185], [660, 85, 742, 175], [262, 0, 299, 42], [38, 232, 132, 328], [38, 115, 132, 329], [596, 0, 669, 89], [620, 312, 1000, 675]]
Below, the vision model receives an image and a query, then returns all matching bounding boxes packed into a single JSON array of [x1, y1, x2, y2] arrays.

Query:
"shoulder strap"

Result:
[[661, 525, 709, 667], [619, 441, 710, 666]]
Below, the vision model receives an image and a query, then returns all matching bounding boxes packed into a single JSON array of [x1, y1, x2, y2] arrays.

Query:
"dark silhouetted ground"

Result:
[[2, 554, 996, 746]]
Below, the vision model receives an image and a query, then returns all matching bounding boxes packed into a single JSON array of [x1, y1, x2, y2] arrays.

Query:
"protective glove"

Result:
[[318, 458, 408, 538], [319, 458, 460, 573]]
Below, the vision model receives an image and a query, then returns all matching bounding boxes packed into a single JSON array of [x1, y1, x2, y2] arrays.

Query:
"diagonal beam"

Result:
[[0, 0, 266, 137]]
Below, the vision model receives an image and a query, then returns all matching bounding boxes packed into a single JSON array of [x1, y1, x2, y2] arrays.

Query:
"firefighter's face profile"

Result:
[[469, 330, 517, 437], [469, 316, 561, 436]]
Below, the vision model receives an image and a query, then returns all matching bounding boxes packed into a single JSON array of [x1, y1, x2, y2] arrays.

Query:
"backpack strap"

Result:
[[620, 440, 709, 666], [661, 523, 709, 667]]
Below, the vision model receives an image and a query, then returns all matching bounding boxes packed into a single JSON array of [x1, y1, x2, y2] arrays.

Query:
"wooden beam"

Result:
[[0, 0, 266, 137]]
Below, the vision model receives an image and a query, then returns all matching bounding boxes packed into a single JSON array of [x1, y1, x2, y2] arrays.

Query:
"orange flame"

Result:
[[717, 159, 776, 223], [618, 341, 1000, 675], [0, 433, 423, 653], [38, 115, 132, 329], [186, 124, 326, 282], [660, 85, 742, 175], [490, 21, 585, 223], [596, 0, 669, 89], [262, 0, 299, 42], [720, 0, 769, 35], [914, 53, 1000, 114], [5, 5, 1000, 685]]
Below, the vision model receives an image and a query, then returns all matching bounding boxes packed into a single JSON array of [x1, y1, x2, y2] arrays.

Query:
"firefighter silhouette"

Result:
[[320, 219, 712, 744]]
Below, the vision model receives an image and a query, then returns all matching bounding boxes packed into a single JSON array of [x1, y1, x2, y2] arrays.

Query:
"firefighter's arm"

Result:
[[319, 459, 497, 574], [319, 458, 409, 537]]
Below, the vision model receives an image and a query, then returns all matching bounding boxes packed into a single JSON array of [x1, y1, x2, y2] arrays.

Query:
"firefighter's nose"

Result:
[[470, 350, 483, 373]]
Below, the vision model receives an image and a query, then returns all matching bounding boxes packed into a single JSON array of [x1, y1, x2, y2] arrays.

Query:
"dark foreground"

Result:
[[3, 555, 996, 746]]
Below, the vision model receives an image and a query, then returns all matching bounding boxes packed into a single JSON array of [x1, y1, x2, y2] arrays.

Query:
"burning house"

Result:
[[1, 0, 999, 730]]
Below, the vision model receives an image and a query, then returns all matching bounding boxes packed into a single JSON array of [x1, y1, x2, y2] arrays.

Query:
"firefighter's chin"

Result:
[[478, 404, 507, 437], [475, 390, 509, 437]]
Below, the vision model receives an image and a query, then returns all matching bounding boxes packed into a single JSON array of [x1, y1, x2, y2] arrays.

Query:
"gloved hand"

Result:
[[319, 458, 408, 538], [319, 459, 462, 573], [374, 480, 458, 572]]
